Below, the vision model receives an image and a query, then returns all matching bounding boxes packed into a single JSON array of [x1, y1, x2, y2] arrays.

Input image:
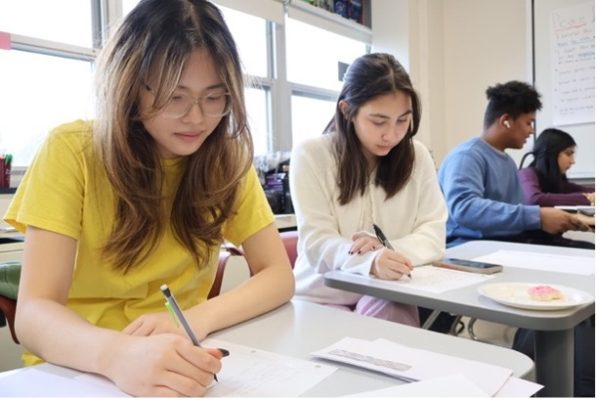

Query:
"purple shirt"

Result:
[[518, 167, 593, 206]]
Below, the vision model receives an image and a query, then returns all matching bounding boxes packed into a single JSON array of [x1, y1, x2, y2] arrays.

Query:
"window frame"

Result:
[[1, 0, 371, 173]]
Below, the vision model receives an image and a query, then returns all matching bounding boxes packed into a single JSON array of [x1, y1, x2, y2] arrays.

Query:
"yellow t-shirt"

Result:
[[4, 120, 274, 365]]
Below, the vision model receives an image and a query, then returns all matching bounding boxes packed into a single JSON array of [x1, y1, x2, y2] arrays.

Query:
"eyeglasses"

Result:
[[144, 84, 231, 119]]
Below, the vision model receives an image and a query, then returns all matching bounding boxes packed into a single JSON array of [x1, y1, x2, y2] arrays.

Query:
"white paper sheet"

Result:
[[203, 339, 337, 396], [367, 265, 495, 293], [494, 376, 543, 397], [0, 365, 129, 397], [473, 250, 594, 275], [0, 340, 336, 397], [311, 337, 512, 396], [344, 374, 488, 397], [344, 374, 543, 398]]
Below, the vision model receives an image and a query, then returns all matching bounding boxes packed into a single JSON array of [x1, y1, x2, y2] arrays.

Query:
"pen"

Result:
[[160, 284, 218, 382], [373, 224, 411, 279]]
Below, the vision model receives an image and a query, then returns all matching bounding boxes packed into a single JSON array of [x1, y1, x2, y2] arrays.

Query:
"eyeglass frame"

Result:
[[143, 83, 232, 119]]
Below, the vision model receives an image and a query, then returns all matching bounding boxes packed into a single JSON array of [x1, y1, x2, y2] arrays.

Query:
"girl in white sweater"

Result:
[[289, 53, 447, 326]]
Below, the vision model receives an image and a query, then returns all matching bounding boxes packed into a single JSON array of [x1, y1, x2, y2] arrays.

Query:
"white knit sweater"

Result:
[[289, 135, 447, 305]]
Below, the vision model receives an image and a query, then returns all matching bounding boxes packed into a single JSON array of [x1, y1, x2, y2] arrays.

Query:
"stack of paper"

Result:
[[311, 337, 542, 397]]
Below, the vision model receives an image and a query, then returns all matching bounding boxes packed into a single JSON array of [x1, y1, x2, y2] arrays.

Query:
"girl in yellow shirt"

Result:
[[4, 0, 294, 396]]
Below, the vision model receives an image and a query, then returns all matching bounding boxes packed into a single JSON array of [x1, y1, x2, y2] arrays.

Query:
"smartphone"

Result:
[[432, 258, 503, 274]]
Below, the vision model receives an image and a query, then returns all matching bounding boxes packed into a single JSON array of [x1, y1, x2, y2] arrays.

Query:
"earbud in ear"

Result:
[[503, 121, 511, 128]]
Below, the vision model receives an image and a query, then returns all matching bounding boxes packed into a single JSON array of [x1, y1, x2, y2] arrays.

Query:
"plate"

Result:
[[477, 282, 594, 310]]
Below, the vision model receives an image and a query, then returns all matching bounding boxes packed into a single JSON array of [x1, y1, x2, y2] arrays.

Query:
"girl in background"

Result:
[[5, 0, 294, 396], [519, 128, 594, 206], [290, 53, 447, 326]]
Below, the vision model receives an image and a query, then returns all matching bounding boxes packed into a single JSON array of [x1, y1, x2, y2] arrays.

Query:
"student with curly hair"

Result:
[[438, 80, 589, 248]]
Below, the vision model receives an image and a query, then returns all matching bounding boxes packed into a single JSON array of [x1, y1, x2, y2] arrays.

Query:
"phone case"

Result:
[[431, 259, 503, 274]]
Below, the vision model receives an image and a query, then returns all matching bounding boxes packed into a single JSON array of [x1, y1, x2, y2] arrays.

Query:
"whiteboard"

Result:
[[533, 0, 595, 178]]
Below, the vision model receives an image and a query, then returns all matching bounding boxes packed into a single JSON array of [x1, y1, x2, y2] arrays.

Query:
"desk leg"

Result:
[[535, 329, 574, 397]]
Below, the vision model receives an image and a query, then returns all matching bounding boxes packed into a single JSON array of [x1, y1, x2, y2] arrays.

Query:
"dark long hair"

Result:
[[94, 0, 252, 271], [519, 128, 576, 193], [325, 53, 421, 205]]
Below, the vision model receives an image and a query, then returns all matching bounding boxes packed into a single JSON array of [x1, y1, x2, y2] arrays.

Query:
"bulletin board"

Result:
[[533, 0, 595, 178]]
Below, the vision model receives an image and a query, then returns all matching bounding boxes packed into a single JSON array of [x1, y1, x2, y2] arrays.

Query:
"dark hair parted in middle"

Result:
[[326, 53, 421, 205]]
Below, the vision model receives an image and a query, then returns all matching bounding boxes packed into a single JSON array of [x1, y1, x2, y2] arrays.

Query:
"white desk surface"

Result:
[[324, 240, 594, 397], [0, 300, 534, 397], [325, 241, 594, 330]]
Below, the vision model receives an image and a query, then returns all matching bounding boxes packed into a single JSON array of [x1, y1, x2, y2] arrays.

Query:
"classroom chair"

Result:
[[0, 261, 20, 344], [208, 230, 298, 299]]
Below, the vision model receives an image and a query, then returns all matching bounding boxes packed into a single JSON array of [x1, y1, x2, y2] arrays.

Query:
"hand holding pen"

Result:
[[372, 224, 413, 280], [161, 284, 228, 383]]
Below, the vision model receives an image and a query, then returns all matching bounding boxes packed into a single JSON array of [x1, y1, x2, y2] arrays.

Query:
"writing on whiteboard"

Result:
[[551, 2, 595, 126]]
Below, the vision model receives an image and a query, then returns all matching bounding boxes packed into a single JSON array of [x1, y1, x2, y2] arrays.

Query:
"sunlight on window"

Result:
[[220, 6, 269, 78], [0, 51, 94, 166], [245, 88, 269, 156], [291, 95, 336, 147], [286, 18, 367, 91], [0, 1, 92, 47]]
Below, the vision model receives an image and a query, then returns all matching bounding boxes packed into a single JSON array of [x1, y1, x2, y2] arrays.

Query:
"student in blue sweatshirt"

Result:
[[438, 80, 590, 249], [438, 80, 594, 397]]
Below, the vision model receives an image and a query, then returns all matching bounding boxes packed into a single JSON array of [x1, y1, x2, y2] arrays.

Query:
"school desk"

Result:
[[324, 241, 594, 397], [0, 300, 534, 396]]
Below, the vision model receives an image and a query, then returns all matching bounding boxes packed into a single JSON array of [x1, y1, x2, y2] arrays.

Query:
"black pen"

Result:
[[160, 284, 219, 382], [373, 224, 412, 279]]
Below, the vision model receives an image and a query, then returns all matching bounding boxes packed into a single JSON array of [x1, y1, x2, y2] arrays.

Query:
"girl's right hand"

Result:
[[104, 333, 222, 397], [370, 248, 413, 280]]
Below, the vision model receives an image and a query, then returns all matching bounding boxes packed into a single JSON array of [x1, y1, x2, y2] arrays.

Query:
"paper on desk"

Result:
[[203, 338, 337, 397], [0, 340, 336, 397], [494, 376, 543, 397], [344, 374, 488, 397], [311, 337, 511, 396], [344, 374, 543, 398], [367, 265, 495, 293], [473, 250, 594, 275], [0, 365, 129, 397]]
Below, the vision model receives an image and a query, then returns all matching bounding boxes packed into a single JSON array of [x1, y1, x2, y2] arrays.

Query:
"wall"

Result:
[[371, 0, 532, 166]]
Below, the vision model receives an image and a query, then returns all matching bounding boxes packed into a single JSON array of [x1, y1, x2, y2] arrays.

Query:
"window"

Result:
[[0, 51, 94, 166], [220, 5, 271, 156], [0, 1, 96, 170], [0, 0, 93, 47], [286, 16, 368, 147], [291, 94, 336, 146], [286, 17, 368, 91], [0, 1, 371, 171]]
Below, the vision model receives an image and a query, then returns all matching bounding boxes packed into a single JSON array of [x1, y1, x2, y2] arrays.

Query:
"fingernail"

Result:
[[218, 348, 230, 357]]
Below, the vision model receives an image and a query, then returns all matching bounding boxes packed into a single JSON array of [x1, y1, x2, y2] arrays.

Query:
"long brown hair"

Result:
[[94, 0, 252, 271], [326, 53, 421, 205]]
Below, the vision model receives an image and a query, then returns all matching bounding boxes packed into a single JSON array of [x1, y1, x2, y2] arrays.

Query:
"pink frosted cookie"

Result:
[[527, 285, 564, 301]]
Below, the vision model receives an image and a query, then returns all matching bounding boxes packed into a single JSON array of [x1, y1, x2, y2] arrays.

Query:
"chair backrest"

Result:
[[208, 230, 298, 299], [0, 261, 21, 344], [280, 230, 298, 266], [0, 295, 18, 344]]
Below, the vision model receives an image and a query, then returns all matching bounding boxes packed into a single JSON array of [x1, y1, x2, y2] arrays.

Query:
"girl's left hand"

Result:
[[349, 231, 383, 255], [123, 312, 193, 338]]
